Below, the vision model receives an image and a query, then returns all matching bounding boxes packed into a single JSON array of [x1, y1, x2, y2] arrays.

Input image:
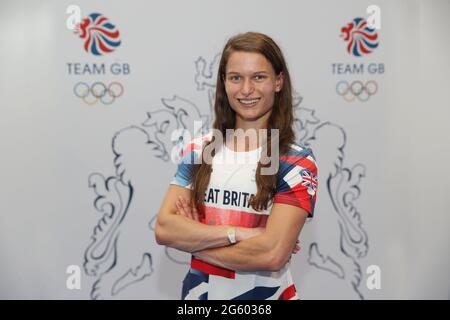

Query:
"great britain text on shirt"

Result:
[[205, 188, 255, 209]]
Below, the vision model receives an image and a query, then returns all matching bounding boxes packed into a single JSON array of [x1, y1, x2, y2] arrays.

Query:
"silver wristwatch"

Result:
[[227, 227, 237, 244]]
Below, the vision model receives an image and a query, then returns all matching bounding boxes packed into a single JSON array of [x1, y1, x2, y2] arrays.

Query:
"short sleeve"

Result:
[[170, 157, 195, 190], [273, 146, 318, 218], [169, 136, 206, 189]]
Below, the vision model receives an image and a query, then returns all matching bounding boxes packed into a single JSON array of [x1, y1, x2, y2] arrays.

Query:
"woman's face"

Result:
[[224, 51, 283, 128]]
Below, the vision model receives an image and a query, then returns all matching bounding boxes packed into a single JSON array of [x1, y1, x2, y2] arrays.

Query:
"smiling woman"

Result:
[[155, 32, 318, 300], [224, 51, 283, 126]]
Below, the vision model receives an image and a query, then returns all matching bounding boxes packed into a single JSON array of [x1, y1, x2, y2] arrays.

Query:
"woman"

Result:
[[155, 32, 318, 300]]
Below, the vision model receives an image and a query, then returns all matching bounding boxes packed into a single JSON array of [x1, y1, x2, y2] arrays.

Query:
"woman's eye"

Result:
[[228, 75, 266, 81]]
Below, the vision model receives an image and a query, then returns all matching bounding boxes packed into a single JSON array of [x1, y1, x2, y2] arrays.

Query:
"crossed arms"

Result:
[[155, 185, 308, 272]]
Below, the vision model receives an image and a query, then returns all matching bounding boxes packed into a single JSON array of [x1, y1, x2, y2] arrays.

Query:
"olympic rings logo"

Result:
[[73, 82, 124, 105], [336, 80, 378, 102]]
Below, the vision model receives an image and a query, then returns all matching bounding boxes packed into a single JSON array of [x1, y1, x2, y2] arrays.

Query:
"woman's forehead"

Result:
[[226, 51, 274, 74]]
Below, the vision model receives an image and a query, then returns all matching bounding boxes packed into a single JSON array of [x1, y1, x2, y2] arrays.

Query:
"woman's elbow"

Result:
[[154, 224, 164, 245], [265, 259, 283, 272], [154, 217, 169, 246], [265, 250, 290, 272]]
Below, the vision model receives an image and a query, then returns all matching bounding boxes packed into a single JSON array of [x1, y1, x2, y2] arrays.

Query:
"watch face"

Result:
[[227, 228, 236, 244]]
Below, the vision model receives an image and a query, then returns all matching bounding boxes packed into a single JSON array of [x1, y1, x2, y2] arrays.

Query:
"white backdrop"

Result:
[[0, 0, 449, 299]]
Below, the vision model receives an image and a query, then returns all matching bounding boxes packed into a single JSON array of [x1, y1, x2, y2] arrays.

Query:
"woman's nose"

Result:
[[240, 78, 254, 96]]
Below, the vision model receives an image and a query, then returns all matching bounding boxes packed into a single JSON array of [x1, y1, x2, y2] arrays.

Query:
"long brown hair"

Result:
[[191, 32, 295, 214]]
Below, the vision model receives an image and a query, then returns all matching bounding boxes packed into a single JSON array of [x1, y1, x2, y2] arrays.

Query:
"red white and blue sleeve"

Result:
[[273, 146, 318, 218], [170, 137, 205, 189]]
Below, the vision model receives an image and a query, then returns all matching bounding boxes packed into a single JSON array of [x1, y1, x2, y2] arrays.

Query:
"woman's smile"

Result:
[[237, 97, 261, 107]]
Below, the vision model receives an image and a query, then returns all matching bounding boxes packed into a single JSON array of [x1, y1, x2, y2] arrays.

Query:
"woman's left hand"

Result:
[[175, 196, 200, 222]]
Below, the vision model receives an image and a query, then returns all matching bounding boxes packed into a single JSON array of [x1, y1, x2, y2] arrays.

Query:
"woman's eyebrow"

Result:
[[226, 71, 269, 75]]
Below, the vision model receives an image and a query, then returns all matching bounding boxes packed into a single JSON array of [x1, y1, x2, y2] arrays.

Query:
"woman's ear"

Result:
[[275, 72, 284, 92]]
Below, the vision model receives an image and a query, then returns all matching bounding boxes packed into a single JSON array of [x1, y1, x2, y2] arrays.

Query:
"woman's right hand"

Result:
[[293, 240, 301, 254]]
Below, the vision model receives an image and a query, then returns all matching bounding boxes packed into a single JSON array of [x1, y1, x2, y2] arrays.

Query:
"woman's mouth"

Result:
[[237, 98, 261, 107]]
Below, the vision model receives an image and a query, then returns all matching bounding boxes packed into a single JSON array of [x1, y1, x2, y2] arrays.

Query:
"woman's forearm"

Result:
[[156, 197, 264, 253], [155, 213, 233, 253], [193, 232, 284, 272]]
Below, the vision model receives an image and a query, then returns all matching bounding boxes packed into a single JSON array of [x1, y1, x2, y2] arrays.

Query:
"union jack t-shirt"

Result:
[[170, 132, 318, 300]]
